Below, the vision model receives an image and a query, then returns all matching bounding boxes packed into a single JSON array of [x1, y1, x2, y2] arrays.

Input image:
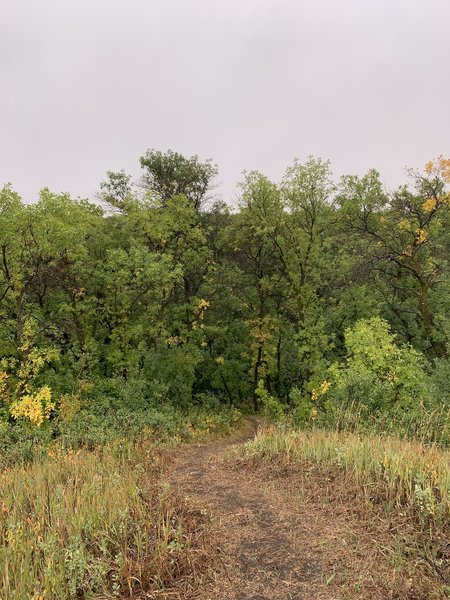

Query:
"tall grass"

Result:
[[331, 401, 450, 447], [242, 426, 450, 526], [0, 438, 212, 599]]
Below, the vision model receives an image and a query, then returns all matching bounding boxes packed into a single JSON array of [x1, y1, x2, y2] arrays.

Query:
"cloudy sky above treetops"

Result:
[[1, 0, 449, 204]]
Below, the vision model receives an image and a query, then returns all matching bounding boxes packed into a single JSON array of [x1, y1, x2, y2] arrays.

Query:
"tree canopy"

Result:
[[1, 152, 449, 445]]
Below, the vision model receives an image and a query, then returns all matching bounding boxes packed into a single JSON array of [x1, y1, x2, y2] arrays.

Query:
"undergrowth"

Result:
[[0, 403, 242, 469], [0, 404, 241, 598]]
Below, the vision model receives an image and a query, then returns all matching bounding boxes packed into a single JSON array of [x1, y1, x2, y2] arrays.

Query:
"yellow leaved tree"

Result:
[[1, 319, 57, 427]]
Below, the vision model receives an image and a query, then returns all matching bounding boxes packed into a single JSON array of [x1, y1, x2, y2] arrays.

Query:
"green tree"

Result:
[[278, 158, 336, 390], [139, 149, 218, 211], [99, 169, 132, 210], [338, 160, 450, 358]]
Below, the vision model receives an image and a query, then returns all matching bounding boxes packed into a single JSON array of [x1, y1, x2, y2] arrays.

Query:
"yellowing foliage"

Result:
[[198, 298, 210, 321], [402, 245, 413, 258], [0, 371, 9, 402], [424, 161, 434, 175], [424, 156, 450, 181], [2, 319, 58, 427], [10, 386, 54, 427], [165, 335, 185, 347], [422, 197, 437, 213], [59, 393, 84, 423], [311, 380, 331, 402], [198, 298, 210, 310], [422, 158, 450, 209], [415, 228, 428, 244]]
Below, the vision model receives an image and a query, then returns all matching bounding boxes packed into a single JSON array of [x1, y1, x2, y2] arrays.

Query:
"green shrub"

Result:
[[296, 317, 449, 444], [255, 380, 284, 422]]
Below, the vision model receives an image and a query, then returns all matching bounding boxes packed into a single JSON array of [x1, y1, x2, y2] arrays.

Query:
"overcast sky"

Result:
[[1, 0, 449, 204]]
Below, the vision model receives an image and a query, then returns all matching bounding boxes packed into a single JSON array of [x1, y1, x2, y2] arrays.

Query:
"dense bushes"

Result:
[[287, 317, 450, 444], [0, 375, 241, 466]]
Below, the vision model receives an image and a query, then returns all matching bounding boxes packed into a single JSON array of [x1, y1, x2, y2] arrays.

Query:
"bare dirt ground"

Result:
[[171, 422, 443, 600]]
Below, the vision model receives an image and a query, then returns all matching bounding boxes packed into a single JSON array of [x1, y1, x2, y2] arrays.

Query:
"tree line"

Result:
[[1, 151, 449, 444]]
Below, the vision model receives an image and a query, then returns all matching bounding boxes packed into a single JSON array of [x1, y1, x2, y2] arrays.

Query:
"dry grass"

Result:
[[242, 426, 450, 524], [0, 437, 216, 599], [4, 420, 449, 599], [237, 425, 450, 598]]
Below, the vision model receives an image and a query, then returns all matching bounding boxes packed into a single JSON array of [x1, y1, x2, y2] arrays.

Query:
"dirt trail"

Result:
[[172, 422, 444, 600], [172, 422, 345, 600]]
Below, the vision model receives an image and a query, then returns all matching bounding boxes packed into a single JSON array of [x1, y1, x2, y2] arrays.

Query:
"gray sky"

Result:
[[1, 0, 449, 204]]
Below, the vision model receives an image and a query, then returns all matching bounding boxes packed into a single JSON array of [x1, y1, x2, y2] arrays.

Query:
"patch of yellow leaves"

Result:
[[10, 386, 55, 427], [422, 198, 437, 213], [198, 298, 210, 320], [311, 380, 331, 402], [402, 245, 413, 258], [416, 228, 428, 244], [198, 298, 210, 310], [0, 371, 9, 401], [424, 156, 450, 183], [165, 335, 185, 347]]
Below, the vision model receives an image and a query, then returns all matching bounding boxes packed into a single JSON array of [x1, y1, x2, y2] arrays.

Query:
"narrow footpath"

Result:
[[172, 422, 377, 600]]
